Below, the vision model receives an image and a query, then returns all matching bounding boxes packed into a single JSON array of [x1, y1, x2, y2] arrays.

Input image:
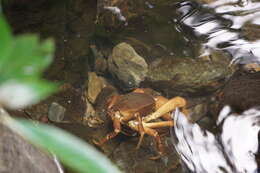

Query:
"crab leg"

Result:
[[144, 127, 164, 160], [135, 113, 145, 150], [128, 120, 164, 158], [143, 96, 187, 123], [143, 121, 174, 128], [94, 111, 121, 146], [154, 96, 173, 121]]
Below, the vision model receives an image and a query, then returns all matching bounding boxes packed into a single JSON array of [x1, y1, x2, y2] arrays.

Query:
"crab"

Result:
[[94, 88, 187, 158]]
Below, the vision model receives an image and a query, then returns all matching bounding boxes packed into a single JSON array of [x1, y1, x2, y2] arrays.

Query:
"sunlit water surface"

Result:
[[174, 0, 260, 64], [171, 107, 260, 173]]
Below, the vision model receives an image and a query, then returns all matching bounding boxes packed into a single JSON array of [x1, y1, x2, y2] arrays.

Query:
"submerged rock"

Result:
[[185, 96, 212, 123], [143, 51, 235, 96], [82, 98, 104, 128], [242, 22, 260, 42], [217, 72, 260, 114], [87, 72, 108, 104], [108, 42, 148, 89], [48, 102, 66, 123]]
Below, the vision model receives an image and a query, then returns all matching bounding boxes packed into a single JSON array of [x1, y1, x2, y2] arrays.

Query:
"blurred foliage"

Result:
[[0, 14, 56, 108]]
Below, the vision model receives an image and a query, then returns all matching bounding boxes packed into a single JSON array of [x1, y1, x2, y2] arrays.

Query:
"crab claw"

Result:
[[154, 96, 168, 110], [143, 96, 187, 122]]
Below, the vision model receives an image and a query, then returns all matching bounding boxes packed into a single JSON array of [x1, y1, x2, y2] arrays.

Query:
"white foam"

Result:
[[172, 106, 260, 173]]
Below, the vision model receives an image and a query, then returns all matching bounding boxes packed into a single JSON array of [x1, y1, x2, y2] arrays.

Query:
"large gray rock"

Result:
[[143, 51, 236, 96], [108, 42, 148, 89], [0, 123, 60, 173]]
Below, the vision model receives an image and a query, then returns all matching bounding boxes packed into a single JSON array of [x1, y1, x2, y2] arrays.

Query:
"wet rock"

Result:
[[197, 115, 217, 133], [217, 72, 260, 114], [108, 42, 148, 89], [90, 45, 108, 75], [123, 37, 152, 59], [0, 122, 59, 173], [87, 72, 108, 104], [83, 98, 95, 119], [241, 21, 260, 42], [188, 102, 209, 122], [143, 51, 235, 96], [48, 102, 66, 123], [82, 98, 104, 128], [186, 96, 211, 123]]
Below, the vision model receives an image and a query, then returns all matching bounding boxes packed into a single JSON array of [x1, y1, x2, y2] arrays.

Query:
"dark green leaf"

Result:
[[0, 15, 12, 67]]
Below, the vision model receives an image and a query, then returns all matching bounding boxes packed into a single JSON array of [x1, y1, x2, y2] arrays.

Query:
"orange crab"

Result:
[[95, 88, 187, 158]]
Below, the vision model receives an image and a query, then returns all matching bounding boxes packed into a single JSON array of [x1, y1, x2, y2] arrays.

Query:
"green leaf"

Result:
[[0, 35, 55, 80], [0, 15, 12, 67], [0, 15, 56, 107], [4, 118, 123, 173]]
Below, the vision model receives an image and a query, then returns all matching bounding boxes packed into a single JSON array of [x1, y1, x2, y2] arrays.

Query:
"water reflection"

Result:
[[174, 0, 260, 64], [171, 106, 260, 173]]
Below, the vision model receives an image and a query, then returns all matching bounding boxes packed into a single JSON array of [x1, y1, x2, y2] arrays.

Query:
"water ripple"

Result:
[[174, 0, 260, 64]]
